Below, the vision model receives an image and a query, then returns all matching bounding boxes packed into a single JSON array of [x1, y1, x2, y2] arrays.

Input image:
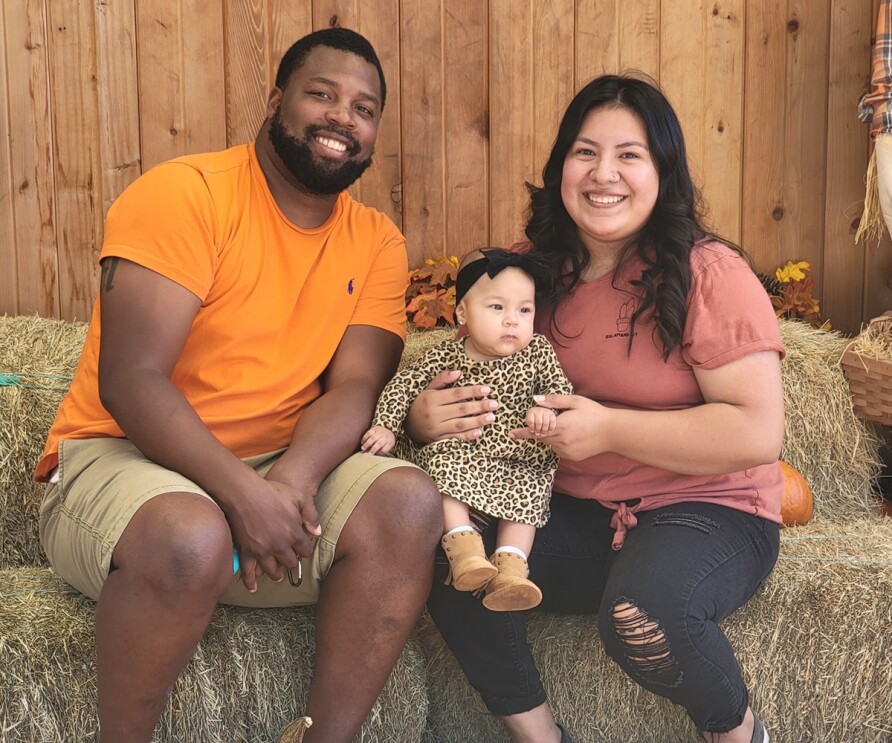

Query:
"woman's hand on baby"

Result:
[[404, 370, 499, 444], [361, 425, 396, 455], [524, 405, 558, 436], [511, 394, 610, 461]]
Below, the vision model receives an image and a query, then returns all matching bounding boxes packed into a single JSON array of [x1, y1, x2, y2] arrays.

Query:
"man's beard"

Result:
[[269, 108, 373, 195]]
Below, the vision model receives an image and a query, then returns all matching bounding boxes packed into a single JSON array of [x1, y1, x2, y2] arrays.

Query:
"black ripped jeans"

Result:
[[426, 494, 780, 733]]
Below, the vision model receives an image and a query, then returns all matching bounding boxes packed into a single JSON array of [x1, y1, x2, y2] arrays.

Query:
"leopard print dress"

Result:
[[375, 334, 573, 527]]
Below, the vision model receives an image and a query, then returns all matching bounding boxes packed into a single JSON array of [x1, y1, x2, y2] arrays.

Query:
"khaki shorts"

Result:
[[39, 438, 416, 606]]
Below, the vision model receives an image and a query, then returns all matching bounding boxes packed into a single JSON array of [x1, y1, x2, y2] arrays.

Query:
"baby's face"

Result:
[[457, 267, 536, 361]]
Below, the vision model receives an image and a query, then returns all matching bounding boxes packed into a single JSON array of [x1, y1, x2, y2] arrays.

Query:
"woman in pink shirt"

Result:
[[408, 74, 783, 743]]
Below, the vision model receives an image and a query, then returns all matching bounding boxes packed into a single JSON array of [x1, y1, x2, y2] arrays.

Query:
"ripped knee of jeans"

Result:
[[610, 599, 682, 688]]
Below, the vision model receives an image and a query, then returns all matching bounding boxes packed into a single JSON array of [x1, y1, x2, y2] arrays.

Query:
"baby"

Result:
[[362, 248, 572, 611]]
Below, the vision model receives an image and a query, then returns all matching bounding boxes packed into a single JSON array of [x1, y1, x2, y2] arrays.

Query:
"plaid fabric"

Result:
[[860, 0, 892, 137]]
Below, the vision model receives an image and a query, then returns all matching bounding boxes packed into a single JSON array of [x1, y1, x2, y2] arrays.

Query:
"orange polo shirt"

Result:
[[36, 144, 407, 480]]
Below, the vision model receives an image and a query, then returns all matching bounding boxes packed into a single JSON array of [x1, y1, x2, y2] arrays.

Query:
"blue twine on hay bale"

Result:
[[0, 372, 72, 391]]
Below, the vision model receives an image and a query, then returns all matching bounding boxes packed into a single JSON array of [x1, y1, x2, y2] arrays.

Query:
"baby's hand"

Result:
[[361, 426, 397, 456], [525, 406, 557, 436]]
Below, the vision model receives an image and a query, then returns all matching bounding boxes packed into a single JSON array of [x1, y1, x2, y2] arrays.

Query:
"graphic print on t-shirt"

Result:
[[606, 297, 639, 340]]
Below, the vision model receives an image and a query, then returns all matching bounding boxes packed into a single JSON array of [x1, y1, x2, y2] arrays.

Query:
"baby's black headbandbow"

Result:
[[455, 248, 548, 305]]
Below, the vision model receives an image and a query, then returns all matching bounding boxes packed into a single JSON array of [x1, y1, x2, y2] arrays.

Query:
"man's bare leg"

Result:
[[303, 467, 442, 742], [95, 493, 234, 743]]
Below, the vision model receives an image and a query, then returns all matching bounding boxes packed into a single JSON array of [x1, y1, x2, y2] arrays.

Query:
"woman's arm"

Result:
[[514, 350, 784, 475]]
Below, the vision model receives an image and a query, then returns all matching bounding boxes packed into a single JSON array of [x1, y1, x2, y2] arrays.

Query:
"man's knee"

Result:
[[384, 466, 442, 533], [350, 467, 443, 550], [112, 492, 233, 598]]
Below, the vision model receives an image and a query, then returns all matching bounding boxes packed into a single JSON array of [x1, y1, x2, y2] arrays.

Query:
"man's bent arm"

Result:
[[97, 258, 258, 498], [266, 324, 403, 492], [98, 258, 317, 586]]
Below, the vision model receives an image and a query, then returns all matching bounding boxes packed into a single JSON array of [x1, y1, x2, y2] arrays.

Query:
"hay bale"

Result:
[[778, 320, 883, 522], [0, 316, 87, 568], [401, 327, 455, 369], [419, 518, 892, 743], [731, 519, 892, 743], [0, 568, 429, 743]]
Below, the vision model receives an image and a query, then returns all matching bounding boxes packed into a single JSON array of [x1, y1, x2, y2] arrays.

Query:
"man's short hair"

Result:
[[275, 28, 386, 110]]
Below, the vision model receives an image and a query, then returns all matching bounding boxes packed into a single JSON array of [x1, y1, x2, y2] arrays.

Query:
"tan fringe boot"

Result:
[[277, 716, 313, 742], [482, 551, 542, 611], [441, 530, 498, 591]]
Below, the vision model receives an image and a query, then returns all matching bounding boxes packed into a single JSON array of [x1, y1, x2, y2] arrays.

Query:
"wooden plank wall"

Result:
[[0, 0, 889, 333]]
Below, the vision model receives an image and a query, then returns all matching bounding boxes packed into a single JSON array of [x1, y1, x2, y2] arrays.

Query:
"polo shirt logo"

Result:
[[347, 278, 355, 295]]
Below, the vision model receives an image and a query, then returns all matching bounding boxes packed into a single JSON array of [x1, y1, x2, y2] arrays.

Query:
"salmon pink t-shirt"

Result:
[[35, 144, 407, 480], [535, 240, 786, 536]]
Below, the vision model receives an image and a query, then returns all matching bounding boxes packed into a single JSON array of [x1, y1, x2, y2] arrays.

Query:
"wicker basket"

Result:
[[840, 311, 892, 426]]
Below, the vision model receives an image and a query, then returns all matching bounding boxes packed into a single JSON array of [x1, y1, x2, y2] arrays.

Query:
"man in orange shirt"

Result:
[[36, 28, 441, 743]]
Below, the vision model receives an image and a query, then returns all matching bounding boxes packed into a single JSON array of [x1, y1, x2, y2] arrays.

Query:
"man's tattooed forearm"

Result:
[[100, 257, 119, 292]]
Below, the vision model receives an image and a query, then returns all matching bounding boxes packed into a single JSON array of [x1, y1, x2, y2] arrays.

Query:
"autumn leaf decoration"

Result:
[[759, 260, 830, 330], [406, 255, 460, 329]]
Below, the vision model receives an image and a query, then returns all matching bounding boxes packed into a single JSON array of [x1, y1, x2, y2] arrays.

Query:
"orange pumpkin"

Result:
[[779, 460, 813, 527]]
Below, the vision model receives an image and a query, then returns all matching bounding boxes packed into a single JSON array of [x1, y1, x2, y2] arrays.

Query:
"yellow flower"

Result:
[[775, 260, 811, 283], [425, 255, 460, 267]]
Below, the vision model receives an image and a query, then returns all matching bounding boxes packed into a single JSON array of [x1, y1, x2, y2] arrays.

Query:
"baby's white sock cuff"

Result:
[[445, 526, 475, 537], [494, 545, 527, 560]]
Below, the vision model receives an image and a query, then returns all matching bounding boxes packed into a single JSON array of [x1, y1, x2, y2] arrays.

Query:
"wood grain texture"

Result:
[[781, 0, 831, 292], [532, 0, 575, 199], [47, 0, 102, 321], [94, 0, 141, 218], [2, 0, 888, 331], [661, 0, 708, 211], [0, 6, 17, 314], [702, 1, 745, 243], [136, 0, 226, 170], [225, 0, 269, 147], [443, 0, 489, 258], [576, 0, 618, 86], [135, 0, 188, 168], [489, 0, 533, 246], [742, 0, 787, 272], [823, 0, 872, 331], [181, 0, 227, 154], [619, 0, 660, 79], [399, 0, 444, 267], [4, 0, 58, 317]]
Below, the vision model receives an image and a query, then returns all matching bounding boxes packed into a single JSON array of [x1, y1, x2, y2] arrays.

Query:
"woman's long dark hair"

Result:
[[525, 73, 744, 360]]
